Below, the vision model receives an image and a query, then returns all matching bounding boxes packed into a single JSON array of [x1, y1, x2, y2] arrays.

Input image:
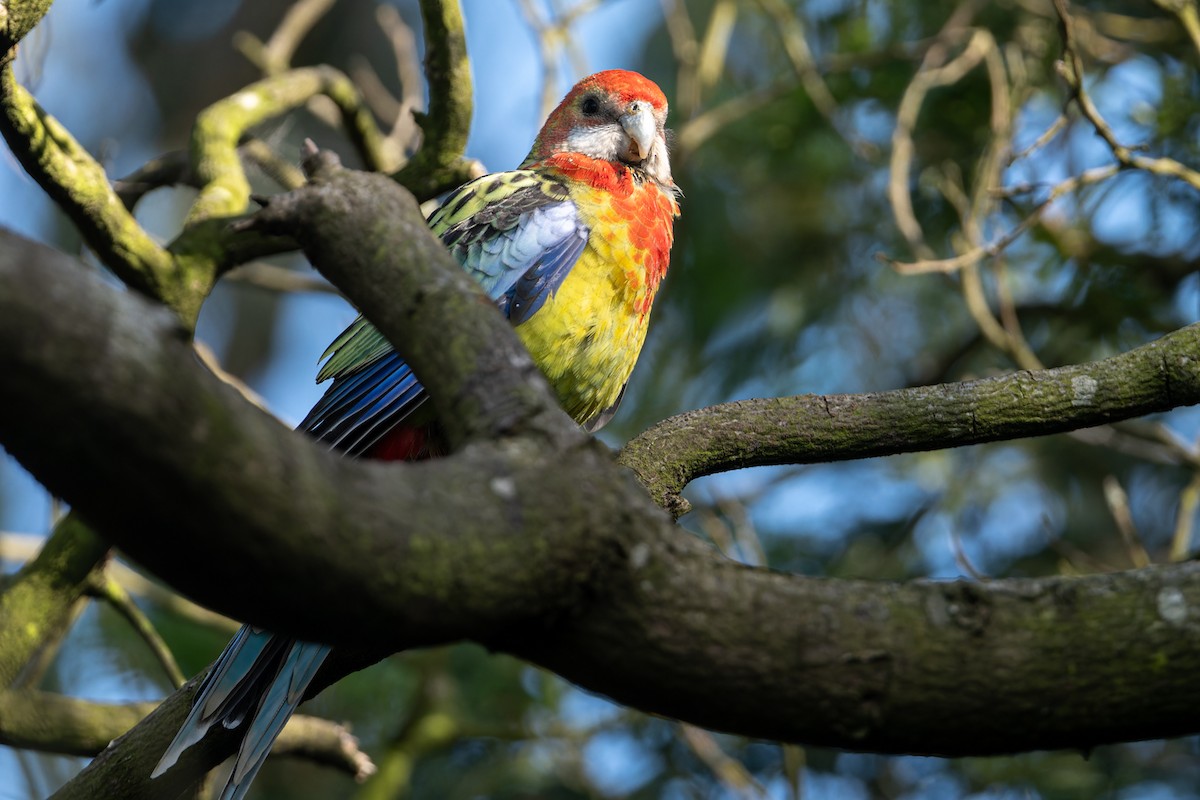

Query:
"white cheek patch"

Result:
[[562, 125, 628, 160], [561, 124, 676, 190]]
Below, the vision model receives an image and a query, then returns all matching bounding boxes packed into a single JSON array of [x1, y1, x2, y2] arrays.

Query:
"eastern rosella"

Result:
[[153, 69, 679, 799]]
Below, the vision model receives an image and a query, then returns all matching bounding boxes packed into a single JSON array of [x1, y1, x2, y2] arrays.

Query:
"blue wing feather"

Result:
[[301, 177, 587, 455], [219, 642, 331, 800], [504, 229, 588, 325], [300, 353, 427, 456]]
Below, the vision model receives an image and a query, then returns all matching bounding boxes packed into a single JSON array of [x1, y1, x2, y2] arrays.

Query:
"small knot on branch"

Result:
[[300, 139, 343, 181]]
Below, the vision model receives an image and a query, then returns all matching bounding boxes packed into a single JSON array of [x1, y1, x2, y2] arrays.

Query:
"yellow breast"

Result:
[[515, 194, 674, 426]]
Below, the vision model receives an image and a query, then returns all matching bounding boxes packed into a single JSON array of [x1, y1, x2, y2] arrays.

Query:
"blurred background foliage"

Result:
[[2, 0, 1200, 797]]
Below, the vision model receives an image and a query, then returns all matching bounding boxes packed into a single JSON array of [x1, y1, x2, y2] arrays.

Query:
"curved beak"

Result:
[[620, 101, 656, 161]]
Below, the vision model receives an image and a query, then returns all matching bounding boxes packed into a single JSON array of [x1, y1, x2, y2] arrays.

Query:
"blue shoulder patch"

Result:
[[299, 182, 588, 457]]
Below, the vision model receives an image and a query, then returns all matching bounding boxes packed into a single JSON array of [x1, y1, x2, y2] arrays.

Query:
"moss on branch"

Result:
[[0, 64, 180, 309], [186, 65, 387, 228], [0, 515, 108, 686], [0, 0, 54, 54], [392, 0, 481, 199]]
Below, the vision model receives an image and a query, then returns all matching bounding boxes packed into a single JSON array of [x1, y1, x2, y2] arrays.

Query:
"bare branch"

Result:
[[619, 323, 1200, 513], [1055, 0, 1200, 191], [391, 0, 483, 199], [236, 0, 339, 76]]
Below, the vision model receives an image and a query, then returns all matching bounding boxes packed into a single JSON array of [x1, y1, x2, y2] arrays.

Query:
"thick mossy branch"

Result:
[[0, 226, 628, 646], [7, 222, 1200, 775], [241, 153, 579, 450], [187, 65, 387, 228], [0, 0, 53, 53], [511, 551, 1200, 756], [392, 0, 478, 199], [0, 64, 179, 308], [619, 325, 1200, 514], [0, 690, 159, 756], [0, 514, 108, 686]]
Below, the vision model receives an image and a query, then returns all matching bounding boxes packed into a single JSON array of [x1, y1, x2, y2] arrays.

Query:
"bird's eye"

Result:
[[580, 96, 601, 116]]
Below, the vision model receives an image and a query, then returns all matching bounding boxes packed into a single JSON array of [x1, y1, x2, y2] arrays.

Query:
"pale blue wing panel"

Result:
[[219, 642, 332, 800], [301, 174, 588, 455]]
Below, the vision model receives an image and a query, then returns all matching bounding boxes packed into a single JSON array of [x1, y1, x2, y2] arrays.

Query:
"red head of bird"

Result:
[[523, 70, 676, 192]]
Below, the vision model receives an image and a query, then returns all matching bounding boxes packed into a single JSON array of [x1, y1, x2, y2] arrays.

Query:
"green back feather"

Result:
[[316, 170, 572, 384]]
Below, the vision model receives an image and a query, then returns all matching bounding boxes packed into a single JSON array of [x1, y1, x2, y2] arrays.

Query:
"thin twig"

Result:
[[89, 574, 187, 688], [1102, 475, 1152, 568], [237, 0, 339, 76], [660, 0, 701, 118], [1169, 471, 1200, 562], [193, 340, 271, 412], [678, 725, 766, 799], [1055, 0, 1200, 191], [883, 164, 1120, 274], [224, 260, 341, 295]]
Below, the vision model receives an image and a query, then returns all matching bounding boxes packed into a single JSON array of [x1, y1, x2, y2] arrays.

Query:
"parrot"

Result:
[[152, 69, 679, 799]]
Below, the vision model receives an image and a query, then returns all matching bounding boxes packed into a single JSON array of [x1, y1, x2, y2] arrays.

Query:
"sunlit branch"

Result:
[[754, 0, 854, 151], [1055, 0, 1200, 192], [1101, 475, 1152, 569], [660, 0, 702, 118], [235, 0, 338, 76], [883, 164, 1120, 274], [89, 576, 187, 689], [187, 65, 387, 227], [349, 4, 426, 169], [0, 64, 180, 311], [0, 0, 53, 54], [1152, 0, 1200, 56], [391, 0, 482, 200], [888, 27, 992, 259]]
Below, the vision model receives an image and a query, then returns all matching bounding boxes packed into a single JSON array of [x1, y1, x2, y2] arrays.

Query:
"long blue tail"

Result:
[[152, 625, 331, 800]]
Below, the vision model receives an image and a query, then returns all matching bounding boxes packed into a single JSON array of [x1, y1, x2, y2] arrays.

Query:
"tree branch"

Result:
[[0, 222, 622, 646], [186, 65, 387, 228], [0, 63, 179, 309], [0, 0, 53, 55], [0, 685, 373, 797], [2, 158, 1200, 795], [391, 0, 482, 199], [0, 515, 108, 686], [0, 690, 158, 757], [618, 323, 1200, 514]]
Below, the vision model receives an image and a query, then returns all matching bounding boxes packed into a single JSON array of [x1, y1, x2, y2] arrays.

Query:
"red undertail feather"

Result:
[[367, 424, 443, 461]]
